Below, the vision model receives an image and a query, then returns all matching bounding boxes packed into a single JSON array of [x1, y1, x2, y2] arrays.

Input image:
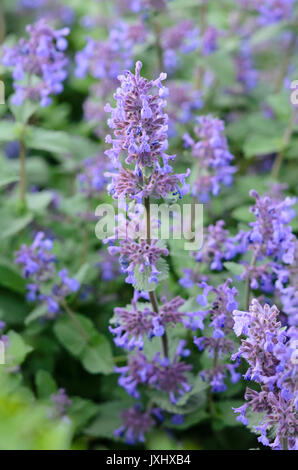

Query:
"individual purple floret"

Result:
[[184, 115, 236, 202], [161, 21, 199, 73], [232, 299, 297, 450], [194, 280, 241, 392], [115, 405, 160, 444], [2, 19, 69, 106], [194, 220, 247, 271], [51, 388, 72, 419]]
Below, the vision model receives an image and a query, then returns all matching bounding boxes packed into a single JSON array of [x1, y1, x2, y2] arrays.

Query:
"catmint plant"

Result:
[[103, 61, 206, 443]]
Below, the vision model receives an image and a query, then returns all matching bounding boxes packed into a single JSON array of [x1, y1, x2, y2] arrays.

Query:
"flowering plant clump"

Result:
[[0, 0, 297, 452]]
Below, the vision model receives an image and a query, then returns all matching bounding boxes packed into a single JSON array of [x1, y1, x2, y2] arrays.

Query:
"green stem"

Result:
[[152, 17, 163, 73], [0, 4, 5, 45], [19, 136, 27, 210], [281, 437, 288, 451], [144, 196, 169, 358], [245, 250, 258, 310], [62, 301, 89, 343], [271, 109, 295, 180]]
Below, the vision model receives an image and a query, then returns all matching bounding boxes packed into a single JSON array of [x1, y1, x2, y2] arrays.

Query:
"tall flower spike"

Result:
[[232, 299, 298, 450], [105, 61, 173, 172], [2, 19, 69, 106], [184, 115, 236, 202]]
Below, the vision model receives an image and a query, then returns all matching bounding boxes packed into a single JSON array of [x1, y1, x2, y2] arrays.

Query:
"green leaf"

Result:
[[85, 400, 133, 440], [224, 262, 245, 276], [0, 176, 19, 189], [0, 121, 17, 142], [0, 257, 26, 294], [9, 100, 39, 125], [243, 136, 284, 158], [133, 257, 169, 292], [165, 409, 208, 430], [53, 314, 92, 357], [35, 370, 57, 399], [68, 397, 99, 432], [25, 303, 48, 325], [26, 191, 53, 213], [213, 400, 244, 430], [25, 127, 72, 154], [147, 376, 207, 414], [5, 331, 33, 367], [1, 214, 33, 239], [53, 314, 114, 374], [232, 206, 254, 223], [81, 334, 114, 375]]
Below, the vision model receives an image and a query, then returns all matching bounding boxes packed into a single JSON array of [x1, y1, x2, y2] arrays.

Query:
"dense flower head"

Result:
[[115, 341, 192, 403], [239, 0, 296, 25], [161, 21, 199, 73], [15, 232, 80, 317], [106, 167, 190, 202], [105, 61, 172, 172], [194, 279, 241, 392], [109, 238, 169, 286], [110, 293, 206, 350], [202, 26, 220, 56], [115, 405, 161, 444], [78, 154, 112, 197], [248, 190, 296, 264], [75, 25, 133, 81], [15, 231, 55, 281], [194, 220, 247, 271], [20, 0, 75, 25], [184, 115, 236, 202], [232, 299, 298, 450], [167, 81, 203, 135], [2, 19, 69, 106]]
